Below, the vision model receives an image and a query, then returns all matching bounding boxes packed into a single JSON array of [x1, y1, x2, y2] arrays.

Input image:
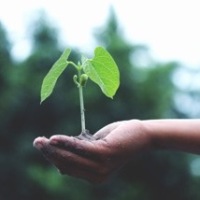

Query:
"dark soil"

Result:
[[76, 130, 96, 141]]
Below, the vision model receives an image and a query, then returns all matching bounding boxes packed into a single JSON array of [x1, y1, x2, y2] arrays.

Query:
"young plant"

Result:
[[40, 46, 120, 139]]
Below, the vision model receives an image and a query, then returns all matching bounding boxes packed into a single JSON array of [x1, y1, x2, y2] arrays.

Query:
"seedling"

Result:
[[40, 46, 120, 139]]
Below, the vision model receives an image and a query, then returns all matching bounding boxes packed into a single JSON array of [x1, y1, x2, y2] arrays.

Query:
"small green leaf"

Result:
[[40, 48, 71, 103], [83, 47, 120, 98]]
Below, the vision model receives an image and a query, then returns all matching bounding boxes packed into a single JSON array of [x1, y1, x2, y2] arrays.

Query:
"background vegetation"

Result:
[[1, 10, 200, 200]]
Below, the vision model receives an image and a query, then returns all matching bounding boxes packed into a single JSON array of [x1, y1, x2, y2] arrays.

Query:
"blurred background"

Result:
[[1, 0, 200, 199]]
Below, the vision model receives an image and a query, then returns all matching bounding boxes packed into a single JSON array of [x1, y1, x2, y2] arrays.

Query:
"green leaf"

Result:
[[40, 48, 71, 103], [83, 46, 120, 98]]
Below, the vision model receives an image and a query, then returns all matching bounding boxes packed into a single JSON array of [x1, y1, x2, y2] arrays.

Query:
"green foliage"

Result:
[[40, 48, 71, 103], [83, 46, 120, 98], [40, 46, 120, 132], [28, 165, 66, 192], [41, 46, 120, 103]]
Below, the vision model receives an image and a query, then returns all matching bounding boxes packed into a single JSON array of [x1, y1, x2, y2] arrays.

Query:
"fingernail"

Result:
[[33, 137, 47, 149], [33, 140, 43, 149]]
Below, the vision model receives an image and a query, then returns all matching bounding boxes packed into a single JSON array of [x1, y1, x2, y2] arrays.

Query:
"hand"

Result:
[[33, 120, 151, 183]]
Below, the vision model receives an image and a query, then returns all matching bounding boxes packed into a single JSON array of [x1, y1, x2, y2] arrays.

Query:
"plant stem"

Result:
[[78, 71, 86, 133]]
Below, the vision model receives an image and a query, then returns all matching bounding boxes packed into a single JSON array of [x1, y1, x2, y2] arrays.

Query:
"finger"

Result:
[[49, 135, 107, 160], [33, 136, 49, 151], [36, 142, 107, 181], [35, 138, 99, 171], [33, 137, 59, 160], [48, 147, 108, 183], [93, 121, 123, 139], [33, 137, 109, 183]]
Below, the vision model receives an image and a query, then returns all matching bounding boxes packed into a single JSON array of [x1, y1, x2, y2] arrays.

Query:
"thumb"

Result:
[[93, 121, 123, 140]]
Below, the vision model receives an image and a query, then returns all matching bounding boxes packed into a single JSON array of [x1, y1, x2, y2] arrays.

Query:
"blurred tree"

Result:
[[0, 22, 13, 118], [89, 8, 197, 200], [1, 8, 200, 200], [0, 22, 15, 200], [0, 14, 91, 200], [94, 8, 176, 122]]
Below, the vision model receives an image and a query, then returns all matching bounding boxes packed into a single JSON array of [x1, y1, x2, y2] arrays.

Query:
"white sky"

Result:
[[0, 0, 200, 68]]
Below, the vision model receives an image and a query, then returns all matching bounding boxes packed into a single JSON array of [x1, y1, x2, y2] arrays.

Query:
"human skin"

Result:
[[33, 119, 200, 183]]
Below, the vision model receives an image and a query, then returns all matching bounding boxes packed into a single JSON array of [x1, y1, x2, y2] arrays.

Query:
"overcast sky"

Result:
[[0, 0, 200, 68]]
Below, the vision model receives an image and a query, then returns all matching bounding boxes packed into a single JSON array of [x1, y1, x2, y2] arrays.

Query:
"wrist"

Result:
[[141, 120, 160, 150], [127, 119, 154, 152]]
